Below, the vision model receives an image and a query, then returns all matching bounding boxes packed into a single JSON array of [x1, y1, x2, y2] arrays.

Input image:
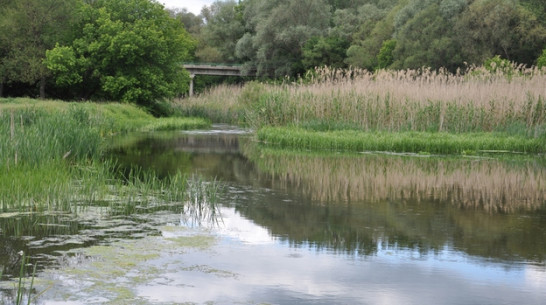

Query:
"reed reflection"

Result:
[[243, 144, 546, 213]]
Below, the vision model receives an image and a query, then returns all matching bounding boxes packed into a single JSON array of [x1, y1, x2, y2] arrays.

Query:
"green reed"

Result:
[[257, 126, 546, 154], [140, 117, 211, 132], [0, 99, 218, 213]]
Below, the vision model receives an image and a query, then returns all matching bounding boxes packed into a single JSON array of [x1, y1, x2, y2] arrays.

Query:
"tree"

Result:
[[45, 0, 196, 107], [0, 0, 79, 98], [169, 8, 204, 36], [392, 2, 463, 70], [199, 0, 245, 63], [345, 2, 397, 70], [302, 36, 350, 70], [376, 39, 396, 69], [455, 0, 546, 65], [236, 0, 331, 77]]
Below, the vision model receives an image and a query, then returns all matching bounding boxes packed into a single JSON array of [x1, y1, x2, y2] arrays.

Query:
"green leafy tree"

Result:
[[455, 0, 546, 65], [302, 36, 350, 70], [0, 0, 79, 98], [199, 0, 245, 63], [376, 39, 397, 69], [169, 8, 204, 36], [345, 2, 398, 70], [236, 0, 331, 77], [537, 49, 546, 68], [392, 2, 463, 70], [45, 0, 196, 106]]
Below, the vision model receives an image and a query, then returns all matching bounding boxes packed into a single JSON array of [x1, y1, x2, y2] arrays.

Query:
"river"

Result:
[[1, 124, 545, 304]]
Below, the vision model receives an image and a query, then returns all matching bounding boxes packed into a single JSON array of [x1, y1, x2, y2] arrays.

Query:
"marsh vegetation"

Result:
[[175, 65, 546, 154]]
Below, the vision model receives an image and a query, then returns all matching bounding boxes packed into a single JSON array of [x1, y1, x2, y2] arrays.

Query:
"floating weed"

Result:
[[37, 227, 219, 303]]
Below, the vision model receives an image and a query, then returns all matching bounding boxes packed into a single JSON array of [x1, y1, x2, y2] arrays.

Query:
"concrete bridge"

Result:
[[183, 64, 255, 97]]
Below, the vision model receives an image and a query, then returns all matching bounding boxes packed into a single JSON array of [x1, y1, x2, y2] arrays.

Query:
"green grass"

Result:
[[0, 98, 216, 212], [257, 126, 546, 155], [140, 117, 211, 132]]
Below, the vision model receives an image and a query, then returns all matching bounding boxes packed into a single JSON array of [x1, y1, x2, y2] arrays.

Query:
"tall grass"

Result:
[[172, 84, 245, 124], [173, 65, 546, 137], [0, 99, 215, 212]]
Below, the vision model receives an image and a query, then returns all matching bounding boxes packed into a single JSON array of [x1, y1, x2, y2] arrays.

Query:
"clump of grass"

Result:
[[184, 175, 222, 226], [140, 117, 211, 132], [257, 126, 546, 154]]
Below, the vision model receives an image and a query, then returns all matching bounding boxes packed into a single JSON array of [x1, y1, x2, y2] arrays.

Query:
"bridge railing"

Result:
[[182, 62, 244, 67]]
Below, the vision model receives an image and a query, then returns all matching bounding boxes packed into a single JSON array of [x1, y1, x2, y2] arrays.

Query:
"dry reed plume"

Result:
[[176, 65, 546, 136]]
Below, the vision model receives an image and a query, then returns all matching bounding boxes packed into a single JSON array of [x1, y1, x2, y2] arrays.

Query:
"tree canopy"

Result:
[[45, 0, 195, 106], [0, 0, 545, 100], [188, 0, 546, 75], [1, 0, 195, 105]]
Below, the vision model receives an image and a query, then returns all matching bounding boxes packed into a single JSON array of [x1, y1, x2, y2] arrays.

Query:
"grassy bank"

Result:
[[0, 98, 212, 212], [174, 65, 546, 154], [257, 127, 546, 154]]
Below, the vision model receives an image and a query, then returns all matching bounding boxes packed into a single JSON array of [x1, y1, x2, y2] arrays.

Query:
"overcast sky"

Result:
[[159, 0, 215, 15]]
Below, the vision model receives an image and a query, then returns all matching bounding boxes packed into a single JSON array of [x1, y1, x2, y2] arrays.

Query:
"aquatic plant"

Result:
[[257, 127, 546, 154], [172, 84, 245, 124], [184, 175, 222, 226], [0, 100, 219, 213]]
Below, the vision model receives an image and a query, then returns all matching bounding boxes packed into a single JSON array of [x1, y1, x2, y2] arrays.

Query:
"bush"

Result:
[[538, 49, 546, 68]]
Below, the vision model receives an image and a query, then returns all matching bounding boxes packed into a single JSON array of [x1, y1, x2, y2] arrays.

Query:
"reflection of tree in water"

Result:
[[237, 143, 546, 262]]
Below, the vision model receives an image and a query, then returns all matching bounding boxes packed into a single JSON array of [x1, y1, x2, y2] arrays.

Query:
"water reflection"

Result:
[[2, 126, 545, 304], [110, 129, 546, 264], [242, 145, 546, 212]]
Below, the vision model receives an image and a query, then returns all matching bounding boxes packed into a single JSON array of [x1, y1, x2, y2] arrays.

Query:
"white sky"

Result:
[[159, 0, 215, 15]]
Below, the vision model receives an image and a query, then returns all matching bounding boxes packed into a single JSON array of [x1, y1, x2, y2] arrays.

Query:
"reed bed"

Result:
[[175, 65, 546, 138], [242, 144, 546, 213], [172, 84, 245, 124], [251, 66, 545, 134]]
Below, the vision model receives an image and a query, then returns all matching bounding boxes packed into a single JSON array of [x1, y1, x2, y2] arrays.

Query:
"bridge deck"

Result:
[[183, 64, 256, 96]]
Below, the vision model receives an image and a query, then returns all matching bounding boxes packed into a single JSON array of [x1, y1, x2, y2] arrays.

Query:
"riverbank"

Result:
[[0, 98, 212, 212], [174, 66, 546, 155]]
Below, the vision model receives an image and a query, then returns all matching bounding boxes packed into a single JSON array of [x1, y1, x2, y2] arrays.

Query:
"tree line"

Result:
[[176, 0, 546, 76], [1, 0, 545, 105], [0, 0, 195, 109]]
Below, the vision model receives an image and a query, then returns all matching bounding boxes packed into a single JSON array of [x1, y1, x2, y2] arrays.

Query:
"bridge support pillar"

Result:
[[189, 74, 195, 97]]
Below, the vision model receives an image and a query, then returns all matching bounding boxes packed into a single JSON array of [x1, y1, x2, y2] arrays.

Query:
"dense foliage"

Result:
[[1, 0, 195, 107], [173, 0, 546, 76], [1, 0, 545, 99]]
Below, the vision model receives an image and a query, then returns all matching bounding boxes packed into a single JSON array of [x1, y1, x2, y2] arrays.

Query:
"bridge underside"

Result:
[[183, 64, 255, 96]]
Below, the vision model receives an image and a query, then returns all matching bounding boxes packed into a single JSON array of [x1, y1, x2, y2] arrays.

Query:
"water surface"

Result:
[[1, 124, 545, 304]]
